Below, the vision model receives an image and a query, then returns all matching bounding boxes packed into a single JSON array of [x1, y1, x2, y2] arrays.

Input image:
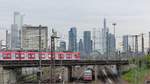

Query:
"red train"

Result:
[[0, 51, 80, 60]]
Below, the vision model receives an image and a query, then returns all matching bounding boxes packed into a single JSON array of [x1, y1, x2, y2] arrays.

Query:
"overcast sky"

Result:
[[0, 0, 150, 48]]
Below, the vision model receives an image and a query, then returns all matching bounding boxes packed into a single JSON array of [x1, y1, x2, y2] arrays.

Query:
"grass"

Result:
[[122, 67, 150, 84], [122, 55, 150, 84]]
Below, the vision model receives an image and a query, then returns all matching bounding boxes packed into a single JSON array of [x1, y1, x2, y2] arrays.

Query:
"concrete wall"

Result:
[[0, 67, 16, 84], [0, 66, 4, 84]]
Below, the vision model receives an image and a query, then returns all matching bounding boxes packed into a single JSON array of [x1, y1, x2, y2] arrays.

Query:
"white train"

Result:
[[83, 69, 93, 81], [0, 51, 80, 60]]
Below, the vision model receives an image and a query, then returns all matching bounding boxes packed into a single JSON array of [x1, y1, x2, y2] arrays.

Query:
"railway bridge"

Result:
[[0, 60, 129, 84]]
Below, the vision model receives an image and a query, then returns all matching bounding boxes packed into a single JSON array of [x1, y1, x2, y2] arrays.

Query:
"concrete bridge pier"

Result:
[[0, 66, 17, 84], [0, 66, 4, 84], [116, 64, 121, 77], [67, 66, 72, 82], [94, 65, 98, 80]]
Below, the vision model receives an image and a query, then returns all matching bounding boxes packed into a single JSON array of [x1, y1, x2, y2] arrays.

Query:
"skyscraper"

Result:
[[123, 35, 129, 52], [108, 33, 116, 53], [11, 24, 19, 50], [11, 12, 23, 50], [84, 31, 92, 55], [6, 30, 11, 50], [78, 39, 84, 54], [14, 12, 23, 30], [60, 41, 66, 51], [101, 18, 109, 54], [68, 27, 77, 52]]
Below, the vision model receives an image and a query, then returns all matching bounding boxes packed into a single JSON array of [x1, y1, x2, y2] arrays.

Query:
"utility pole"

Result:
[[135, 35, 138, 56], [38, 25, 42, 84], [141, 33, 144, 55], [6, 30, 8, 51], [149, 32, 150, 50], [50, 29, 59, 83], [106, 31, 109, 60]]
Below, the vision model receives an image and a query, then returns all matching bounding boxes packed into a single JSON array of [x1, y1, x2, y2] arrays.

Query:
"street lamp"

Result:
[[112, 23, 116, 38], [38, 25, 42, 84], [112, 23, 117, 60]]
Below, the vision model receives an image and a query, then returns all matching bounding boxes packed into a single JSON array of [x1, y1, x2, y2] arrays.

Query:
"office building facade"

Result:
[[68, 27, 77, 52], [22, 25, 48, 50], [84, 31, 92, 55], [11, 12, 23, 50], [60, 41, 66, 51], [123, 35, 129, 52]]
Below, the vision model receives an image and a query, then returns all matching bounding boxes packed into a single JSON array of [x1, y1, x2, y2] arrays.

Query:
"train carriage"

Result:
[[0, 51, 80, 61]]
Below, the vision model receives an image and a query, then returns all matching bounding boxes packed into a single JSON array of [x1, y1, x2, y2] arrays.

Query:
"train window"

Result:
[[3, 53, 11, 59], [2, 54, 6, 58], [74, 54, 77, 57], [8, 54, 11, 58], [21, 54, 25, 57], [66, 54, 70, 57], [15, 54, 19, 58], [28, 54, 32, 58], [31, 53, 36, 58], [48, 54, 51, 57], [41, 54, 45, 58]]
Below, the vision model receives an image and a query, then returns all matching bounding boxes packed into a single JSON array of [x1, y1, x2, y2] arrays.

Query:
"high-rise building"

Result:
[[108, 33, 116, 53], [14, 12, 23, 30], [11, 12, 23, 50], [84, 31, 92, 55], [59, 41, 66, 51], [22, 25, 48, 50], [11, 24, 19, 50], [68, 27, 77, 52], [101, 18, 116, 55], [78, 39, 84, 54], [91, 40, 93, 52], [123, 35, 129, 52], [101, 18, 109, 54], [6, 30, 11, 50]]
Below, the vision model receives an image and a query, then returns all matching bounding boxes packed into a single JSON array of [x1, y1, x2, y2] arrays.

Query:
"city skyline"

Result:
[[0, 0, 150, 37], [0, 1, 150, 84], [0, 0, 150, 50]]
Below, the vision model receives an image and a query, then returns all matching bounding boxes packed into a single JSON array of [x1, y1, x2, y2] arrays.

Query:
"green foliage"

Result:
[[122, 55, 150, 84], [122, 68, 136, 83]]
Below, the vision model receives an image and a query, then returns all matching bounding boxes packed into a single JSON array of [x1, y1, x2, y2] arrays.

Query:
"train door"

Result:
[[66, 52, 72, 60], [58, 52, 64, 60], [73, 52, 80, 60]]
